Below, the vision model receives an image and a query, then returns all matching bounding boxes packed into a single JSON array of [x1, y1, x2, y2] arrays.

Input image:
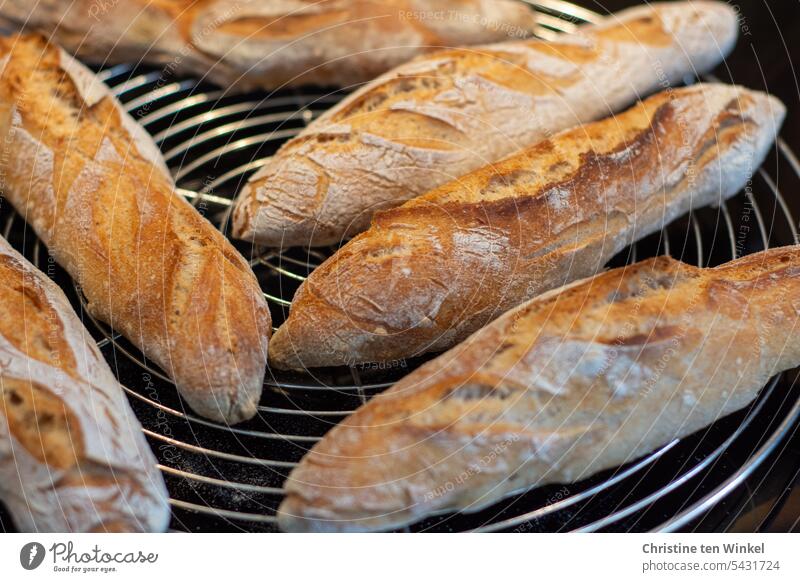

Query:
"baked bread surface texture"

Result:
[[278, 246, 800, 532], [269, 83, 786, 369], [0, 35, 271, 424], [0, 0, 538, 89], [232, 1, 740, 247], [0, 235, 169, 532]]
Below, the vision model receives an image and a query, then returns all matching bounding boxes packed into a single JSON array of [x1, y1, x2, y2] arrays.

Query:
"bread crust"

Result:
[[0, 35, 271, 424], [232, 1, 740, 247], [0, 236, 169, 532], [278, 246, 800, 532], [0, 0, 537, 89], [269, 84, 786, 370]]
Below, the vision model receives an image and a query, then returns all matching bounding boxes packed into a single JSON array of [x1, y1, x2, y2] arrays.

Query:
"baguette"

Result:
[[0, 235, 169, 532], [232, 1, 739, 247], [278, 246, 800, 532], [0, 35, 271, 424], [269, 84, 786, 370], [0, 0, 538, 90]]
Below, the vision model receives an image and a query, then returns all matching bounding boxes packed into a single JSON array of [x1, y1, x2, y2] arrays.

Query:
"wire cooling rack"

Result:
[[1, 0, 799, 532]]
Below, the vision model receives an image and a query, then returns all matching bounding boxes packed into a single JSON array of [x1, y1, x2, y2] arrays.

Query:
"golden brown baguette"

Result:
[[278, 246, 800, 532], [232, 1, 739, 247], [0, 0, 537, 90], [0, 35, 271, 424], [0, 235, 169, 532], [269, 84, 786, 370]]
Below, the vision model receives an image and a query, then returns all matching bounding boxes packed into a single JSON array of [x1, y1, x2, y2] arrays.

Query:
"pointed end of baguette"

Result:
[[661, 0, 740, 65], [277, 496, 334, 533], [230, 188, 314, 248], [179, 375, 262, 425], [269, 305, 353, 371], [601, 1, 740, 75], [764, 92, 788, 131], [268, 324, 307, 371], [277, 464, 414, 533], [277, 493, 391, 533]]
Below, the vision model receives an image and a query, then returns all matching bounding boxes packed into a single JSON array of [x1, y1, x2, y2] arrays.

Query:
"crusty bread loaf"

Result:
[[278, 246, 800, 532], [0, 0, 537, 90], [0, 35, 271, 424], [269, 84, 786, 370], [0, 236, 169, 532], [232, 1, 739, 247]]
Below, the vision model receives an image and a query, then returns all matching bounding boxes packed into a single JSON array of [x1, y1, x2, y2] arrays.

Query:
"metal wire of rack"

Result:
[[2, 1, 799, 532]]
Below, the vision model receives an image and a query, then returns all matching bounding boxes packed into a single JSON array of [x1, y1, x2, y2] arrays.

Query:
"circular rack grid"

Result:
[[1, 0, 800, 533]]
